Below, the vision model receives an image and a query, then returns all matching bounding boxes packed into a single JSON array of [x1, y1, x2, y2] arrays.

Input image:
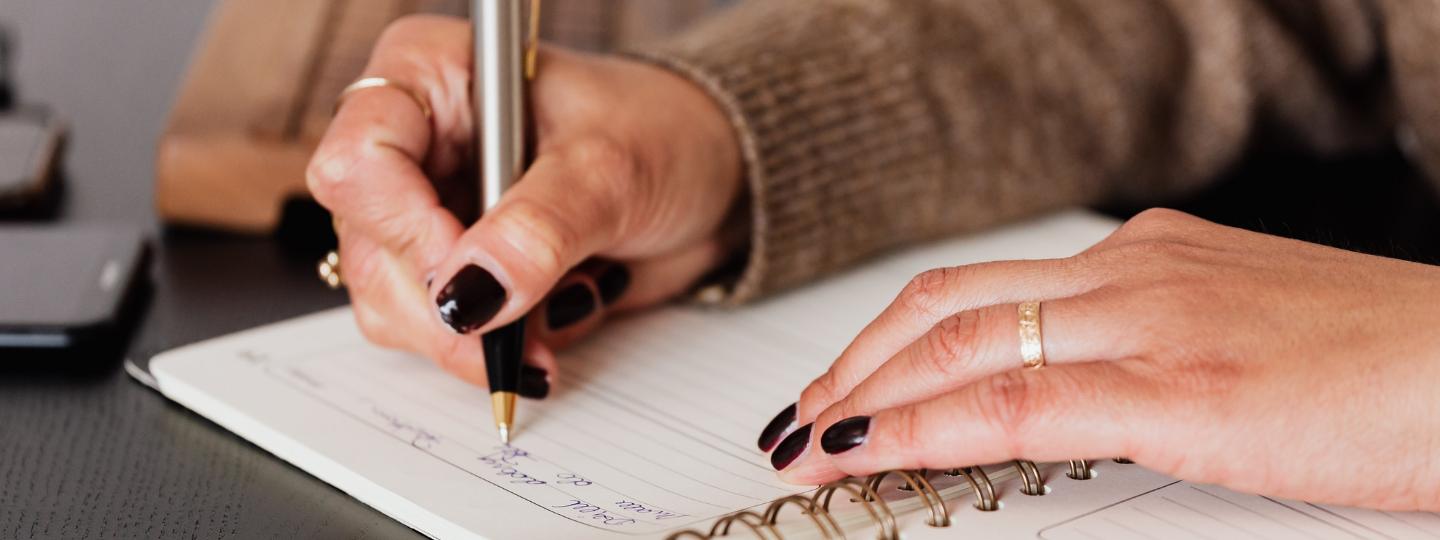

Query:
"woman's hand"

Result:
[[761, 209, 1440, 511], [306, 16, 743, 392]]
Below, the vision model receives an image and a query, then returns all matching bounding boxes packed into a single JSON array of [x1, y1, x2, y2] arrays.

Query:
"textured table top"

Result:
[[0, 1, 419, 538]]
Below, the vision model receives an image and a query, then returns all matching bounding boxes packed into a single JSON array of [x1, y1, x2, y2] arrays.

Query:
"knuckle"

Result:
[[887, 404, 927, 456], [898, 267, 964, 321], [372, 214, 426, 261], [560, 138, 641, 238], [1129, 208, 1191, 228], [565, 137, 639, 190], [1114, 209, 1166, 238], [800, 371, 844, 415], [975, 371, 1044, 454], [818, 398, 860, 429], [491, 197, 578, 274], [305, 150, 350, 205], [887, 403, 921, 455], [921, 312, 983, 378], [1115, 208, 1204, 241]]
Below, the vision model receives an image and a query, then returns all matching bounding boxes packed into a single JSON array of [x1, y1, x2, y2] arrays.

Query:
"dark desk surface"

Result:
[[0, 2, 421, 538], [2, 2, 1438, 540]]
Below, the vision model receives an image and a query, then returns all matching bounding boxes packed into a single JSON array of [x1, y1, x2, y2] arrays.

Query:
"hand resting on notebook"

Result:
[[306, 14, 1440, 515], [765, 208, 1440, 512], [307, 16, 744, 392]]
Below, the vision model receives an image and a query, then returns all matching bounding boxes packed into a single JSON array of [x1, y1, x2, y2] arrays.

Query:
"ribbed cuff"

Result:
[[628, 2, 951, 304]]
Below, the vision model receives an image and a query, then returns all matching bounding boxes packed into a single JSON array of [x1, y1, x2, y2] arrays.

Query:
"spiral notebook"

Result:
[[149, 211, 1440, 539]]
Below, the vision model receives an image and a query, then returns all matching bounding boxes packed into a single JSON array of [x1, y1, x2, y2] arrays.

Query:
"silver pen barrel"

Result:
[[473, 0, 527, 212]]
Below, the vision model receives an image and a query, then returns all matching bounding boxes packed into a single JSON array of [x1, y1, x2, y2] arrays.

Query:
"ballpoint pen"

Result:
[[474, 0, 540, 444]]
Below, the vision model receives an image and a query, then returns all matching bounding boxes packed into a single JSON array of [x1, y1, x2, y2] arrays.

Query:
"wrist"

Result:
[[630, 56, 752, 303]]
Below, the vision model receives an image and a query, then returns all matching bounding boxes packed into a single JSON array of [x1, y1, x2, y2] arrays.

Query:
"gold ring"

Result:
[[1018, 301, 1045, 369], [318, 250, 344, 289], [333, 76, 432, 120]]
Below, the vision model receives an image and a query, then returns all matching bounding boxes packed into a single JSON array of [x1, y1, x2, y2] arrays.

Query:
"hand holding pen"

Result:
[[308, 13, 746, 428]]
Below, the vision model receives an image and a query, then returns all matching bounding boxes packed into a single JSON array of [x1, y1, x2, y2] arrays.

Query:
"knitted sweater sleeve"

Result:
[[632, 0, 1415, 303]]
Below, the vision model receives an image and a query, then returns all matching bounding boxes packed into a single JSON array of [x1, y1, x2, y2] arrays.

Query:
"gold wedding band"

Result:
[[1018, 301, 1045, 369], [318, 250, 344, 289], [333, 76, 433, 120]]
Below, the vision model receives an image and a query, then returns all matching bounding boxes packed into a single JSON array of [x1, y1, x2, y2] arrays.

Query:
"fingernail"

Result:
[[757, 403, 797, 451], [546, 283, 596, 330], [518, 365, 550, 400], [771, 423, 812, 471], [820, 416, 870, 455], [436, 265, 507, 333], [596, 264, 631, 305]]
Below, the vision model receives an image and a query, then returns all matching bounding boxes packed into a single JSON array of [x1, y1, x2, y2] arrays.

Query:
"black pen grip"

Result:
[[481, 316, 527, 394]]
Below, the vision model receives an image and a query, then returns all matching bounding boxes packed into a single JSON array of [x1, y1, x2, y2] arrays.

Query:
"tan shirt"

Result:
[[619, 0, 1440, 303]]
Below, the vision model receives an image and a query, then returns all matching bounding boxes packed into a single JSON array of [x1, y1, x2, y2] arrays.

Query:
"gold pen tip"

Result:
[[492, 392, 517, 444]]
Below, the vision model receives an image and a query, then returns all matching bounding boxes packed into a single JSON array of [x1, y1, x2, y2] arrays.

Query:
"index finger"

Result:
[[788, 259, 1100, 431], [786, 361, 1155, 485], [306, 15, 471, 276]]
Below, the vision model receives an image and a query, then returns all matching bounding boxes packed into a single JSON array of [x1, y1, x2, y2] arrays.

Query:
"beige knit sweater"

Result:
[[626, 0, 1440, 304]]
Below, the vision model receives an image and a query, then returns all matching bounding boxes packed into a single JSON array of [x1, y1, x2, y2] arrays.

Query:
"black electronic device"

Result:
[[0, 226, 149, 355]]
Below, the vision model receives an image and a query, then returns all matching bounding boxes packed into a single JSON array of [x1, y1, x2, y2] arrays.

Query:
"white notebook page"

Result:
[[149, 211, 1122, 538], [163, 209, 1440, 540]]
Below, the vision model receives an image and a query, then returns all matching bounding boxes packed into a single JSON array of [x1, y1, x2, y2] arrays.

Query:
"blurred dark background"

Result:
[[1117, 144, 1440, 265]]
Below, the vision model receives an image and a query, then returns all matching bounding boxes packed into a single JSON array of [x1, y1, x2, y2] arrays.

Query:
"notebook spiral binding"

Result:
[[665, 458, 1133, 540]]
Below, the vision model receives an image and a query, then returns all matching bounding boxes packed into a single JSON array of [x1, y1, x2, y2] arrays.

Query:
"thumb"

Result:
[[427, 146, 633, 334]]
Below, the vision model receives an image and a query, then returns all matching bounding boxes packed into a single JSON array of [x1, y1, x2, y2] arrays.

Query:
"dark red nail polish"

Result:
[[546, 283, 596, 330], [517, 365, 550, 400], [820, 416, 870, 455], [758, 403, 797, 452], [770, 423, 812, 471], [436, 265, 507, 333], [595, 264, 630, 305]]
